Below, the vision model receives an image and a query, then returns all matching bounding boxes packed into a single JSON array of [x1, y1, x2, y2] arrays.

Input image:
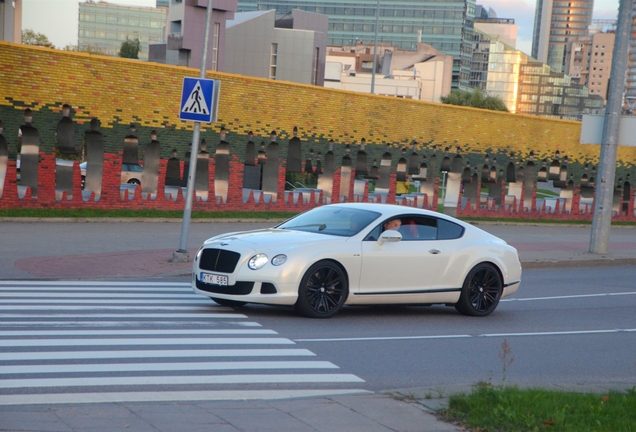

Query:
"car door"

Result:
[[358, 215, 448, 295]]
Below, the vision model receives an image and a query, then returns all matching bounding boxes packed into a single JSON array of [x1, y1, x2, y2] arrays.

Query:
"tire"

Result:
[[81, 176, 85, 190], [455, 263, 503, 317], [210, 297, 247, 308], [295, 260, 348, 318], [128, 178, 141, 185]]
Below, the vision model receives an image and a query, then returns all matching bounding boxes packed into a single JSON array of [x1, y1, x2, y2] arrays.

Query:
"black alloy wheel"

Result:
[[211, 297, 247, 308], [128, 178, 141, 185], [295, 260, 348, 318], [455, 263, 503, 317]]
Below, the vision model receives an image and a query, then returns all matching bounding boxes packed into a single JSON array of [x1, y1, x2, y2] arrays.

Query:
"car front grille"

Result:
[[199, 248, 241, 273]]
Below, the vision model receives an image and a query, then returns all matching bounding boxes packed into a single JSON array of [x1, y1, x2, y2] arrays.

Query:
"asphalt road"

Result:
[[229, 265, 636, 391]]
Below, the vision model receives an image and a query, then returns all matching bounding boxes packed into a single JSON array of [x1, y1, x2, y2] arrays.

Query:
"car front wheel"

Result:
[[455, 263, 502, 317], [295, 260, 348, 318]]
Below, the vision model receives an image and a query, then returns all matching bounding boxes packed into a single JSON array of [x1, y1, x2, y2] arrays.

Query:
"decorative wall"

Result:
[[0, 41, 635, 219]]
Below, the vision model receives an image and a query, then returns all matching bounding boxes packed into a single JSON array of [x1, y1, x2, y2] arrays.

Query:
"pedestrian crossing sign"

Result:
[[179, 77, 220, 123]]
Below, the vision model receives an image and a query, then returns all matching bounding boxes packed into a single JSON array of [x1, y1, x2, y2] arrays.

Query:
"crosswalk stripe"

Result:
[[0, 306, 240, 311], [0, 329, 276, 336], [1, 299, 211, 304], [0, 337, 295, 347], [0, 361, 339, 374], [0, 374, 365, 389], [0, 281, 191, 287], [0, 293, 209, 298], [0, 313, 248, 318], [1, 349, 316, 361]]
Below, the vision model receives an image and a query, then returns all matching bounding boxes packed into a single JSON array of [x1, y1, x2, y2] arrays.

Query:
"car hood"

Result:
[[204, 228, 344, 250]]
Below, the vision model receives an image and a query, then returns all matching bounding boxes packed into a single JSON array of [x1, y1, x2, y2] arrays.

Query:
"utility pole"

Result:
[[173, 0, 215, 262], [589, 0, 633, 254]]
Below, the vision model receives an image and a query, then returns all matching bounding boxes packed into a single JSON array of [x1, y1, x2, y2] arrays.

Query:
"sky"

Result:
[[22, 0, 622, 55]]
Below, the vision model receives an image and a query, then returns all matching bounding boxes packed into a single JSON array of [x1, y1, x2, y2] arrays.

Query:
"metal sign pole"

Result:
[[173, 0, 215, 262], [589, 0, 633, 254]]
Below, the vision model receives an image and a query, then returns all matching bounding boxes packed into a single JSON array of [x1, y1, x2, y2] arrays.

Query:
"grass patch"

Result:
[[0, 208, 296, 220], [443, 385, 636, 432]]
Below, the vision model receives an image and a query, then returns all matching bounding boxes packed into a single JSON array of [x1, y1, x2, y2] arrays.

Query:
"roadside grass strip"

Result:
[[444, 385, 636, 432]]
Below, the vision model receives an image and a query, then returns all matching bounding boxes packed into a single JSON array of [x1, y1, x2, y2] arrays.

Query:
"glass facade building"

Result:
[[239, 0, 476, 88], [532, 0, 594, 73], [472, 29, 603, 120], [78, 2, 167, 61], [625, 4, 636, 112]]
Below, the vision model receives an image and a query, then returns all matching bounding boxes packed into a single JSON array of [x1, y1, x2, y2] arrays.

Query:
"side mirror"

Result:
[[378, 229, 402, 245]]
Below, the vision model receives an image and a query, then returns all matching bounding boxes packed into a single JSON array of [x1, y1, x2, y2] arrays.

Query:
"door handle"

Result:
[[429, 249, 441, 254]]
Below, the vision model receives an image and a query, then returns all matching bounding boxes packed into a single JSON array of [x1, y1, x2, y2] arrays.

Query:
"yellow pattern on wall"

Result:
[[2, 41, 636, 166]]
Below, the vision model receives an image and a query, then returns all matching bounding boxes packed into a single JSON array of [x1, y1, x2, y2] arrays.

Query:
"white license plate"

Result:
[[200, 272, 228, 286]]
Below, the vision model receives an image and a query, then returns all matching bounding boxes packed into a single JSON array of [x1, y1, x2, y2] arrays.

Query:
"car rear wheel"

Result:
[[128, 178, 141, 185], [210, 297, 247, 308], [295, 260, 348, 318], [455, 263, 502, 317]]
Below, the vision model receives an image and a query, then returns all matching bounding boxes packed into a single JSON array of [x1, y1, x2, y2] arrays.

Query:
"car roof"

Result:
[[324, 203, 467, 225]]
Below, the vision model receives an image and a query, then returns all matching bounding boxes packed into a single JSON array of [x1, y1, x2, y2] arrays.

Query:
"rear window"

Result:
[[437, 219, 464, 240]]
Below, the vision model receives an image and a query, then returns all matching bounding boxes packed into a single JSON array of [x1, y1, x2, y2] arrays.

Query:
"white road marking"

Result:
[[0, 389, 373, 406], [0, 361, 339, 374], [1, 349, 316, 361], [0, 337, 295, 347], [0, 306, 237, 311], [0, 293, 210, 298], [0, 329, 276, 336], [0, 321, 261, 327], [0, 281, 191, 287], [0, 313, 248, 318], [0, 299, 211, 304], [0, 374, 365, 389], [295, 329, 636, 342], [502, 291, 636, 302]]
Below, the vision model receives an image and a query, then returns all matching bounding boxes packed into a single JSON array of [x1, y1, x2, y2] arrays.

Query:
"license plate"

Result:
[[200, 272, 228, 286]]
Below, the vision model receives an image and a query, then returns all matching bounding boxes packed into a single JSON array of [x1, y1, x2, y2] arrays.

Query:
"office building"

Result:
[[471, 29, 603, 119], [325, 42, 452, 101], [240, 0, 476, 89], [531, 0, 594, 73], [0, 0, 21, 43], [224, 10, 327, 85], [78, 1, 167, 61], [565, 31, 614, 104]]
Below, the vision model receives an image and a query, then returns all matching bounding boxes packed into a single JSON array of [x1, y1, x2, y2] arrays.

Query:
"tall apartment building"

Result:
[[471, 29, 603, 120], [239, 0, 477, 89], [78, 1, 167, 61], [163, 0, 237, 71], [531, 0, 594, 73], [625, 4, 636, 112], [0, 0, 22, 43], [565, 31, 614, 104]]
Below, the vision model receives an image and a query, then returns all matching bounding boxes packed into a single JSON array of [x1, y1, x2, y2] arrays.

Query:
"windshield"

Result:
[[277, 207, 381, 237]]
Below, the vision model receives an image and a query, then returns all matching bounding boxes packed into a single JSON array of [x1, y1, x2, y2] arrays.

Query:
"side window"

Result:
[[437, 219, 465, 240], [363, 224, 382, 241], [406, 216, 437, 240]]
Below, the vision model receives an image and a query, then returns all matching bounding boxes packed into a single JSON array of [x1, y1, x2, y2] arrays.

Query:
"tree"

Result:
[[440, 88, 509, 112], [119, 37, 141, 59], [22, 29, 55, 48]]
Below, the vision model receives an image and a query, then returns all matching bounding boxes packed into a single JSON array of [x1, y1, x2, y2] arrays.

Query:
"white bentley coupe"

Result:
[[192, 203, 521, 318]]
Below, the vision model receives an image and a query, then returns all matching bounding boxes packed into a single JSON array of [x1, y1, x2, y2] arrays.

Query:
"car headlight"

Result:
[[271, 254, 287, 266], [248, 253, 268, 270]]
